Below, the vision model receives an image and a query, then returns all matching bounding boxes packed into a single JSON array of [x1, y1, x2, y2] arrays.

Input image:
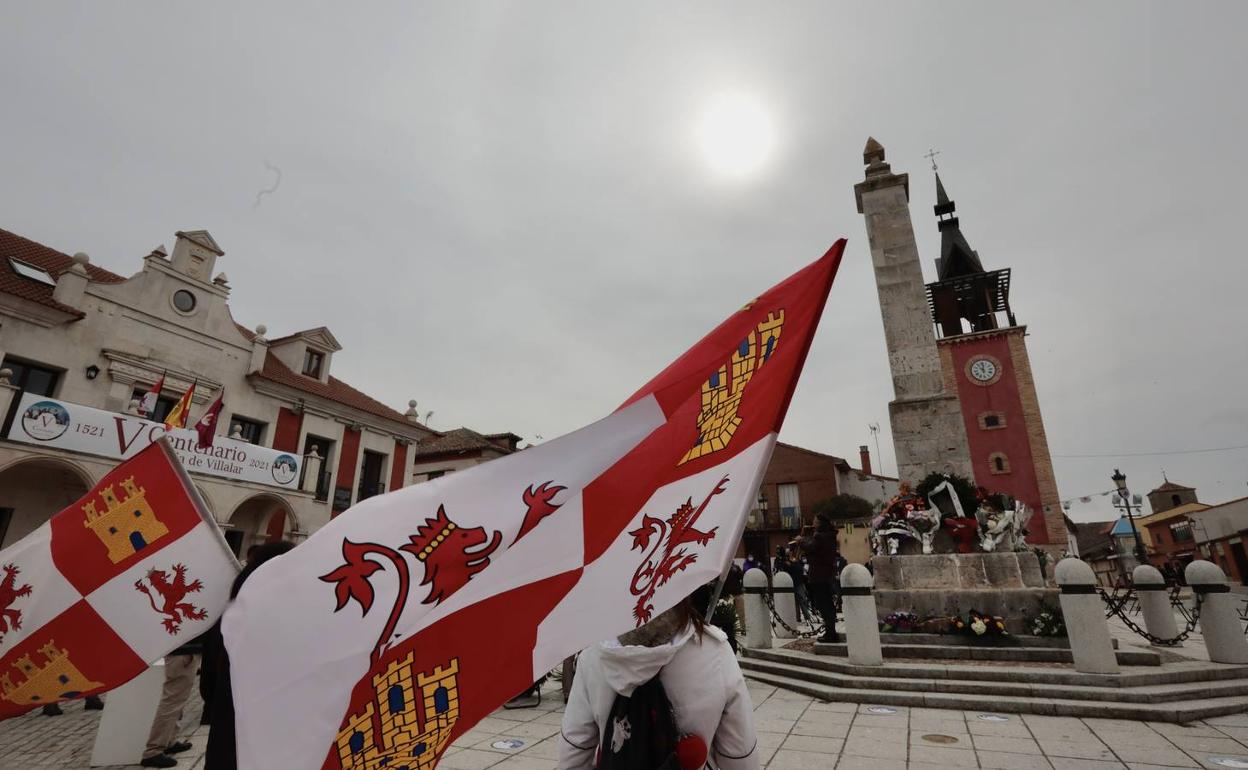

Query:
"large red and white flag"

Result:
[[0, 439, 239, 720], [223, 241, 845, 769]]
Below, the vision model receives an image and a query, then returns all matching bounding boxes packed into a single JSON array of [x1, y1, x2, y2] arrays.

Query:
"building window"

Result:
[[3, 358, 63, 435], [3, 357, 61, 397], [778, 483, 800, 530], [302, 349, 324, 378], [978, 411, 1007, 430], [303, 435, 334, 502], [426, 469, 450, 481], [1171, 494, 1182, 508], [1169, 521, 1194, 543], [8, 258, 56, 286], [989, 452, 1011, 475], [358, 450, 387, 501], [228, 416, 266, 445], [171, 289, 197, 313]]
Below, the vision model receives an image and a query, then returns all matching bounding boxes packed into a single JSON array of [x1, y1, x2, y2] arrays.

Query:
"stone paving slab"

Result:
[[7, 673, 1248, 768]]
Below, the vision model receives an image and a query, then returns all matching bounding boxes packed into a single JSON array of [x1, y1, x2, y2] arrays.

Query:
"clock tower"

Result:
[[926, 173, 1066, 546]]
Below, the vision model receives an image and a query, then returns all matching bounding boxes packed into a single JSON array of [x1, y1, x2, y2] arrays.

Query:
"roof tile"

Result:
[[410, 428, 516, 459], [0, 228, 126, 317], [253, 352, 417, 428]]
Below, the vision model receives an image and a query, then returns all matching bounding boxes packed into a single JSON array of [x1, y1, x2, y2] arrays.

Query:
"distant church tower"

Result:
[[857, 138, 1066, 547], [855, 138, 973, 485]]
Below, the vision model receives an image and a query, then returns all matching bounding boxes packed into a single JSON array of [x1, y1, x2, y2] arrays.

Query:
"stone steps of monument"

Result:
[[740, 667, 1248, 723], [743, 647, 1248, 688], [739, 656, 1248, 704], [874, 633, 1118, 650], [812, 641, 1160, 666]]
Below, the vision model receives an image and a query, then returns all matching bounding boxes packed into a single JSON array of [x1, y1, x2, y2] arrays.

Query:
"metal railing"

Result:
[[357, 481, 386, 502]]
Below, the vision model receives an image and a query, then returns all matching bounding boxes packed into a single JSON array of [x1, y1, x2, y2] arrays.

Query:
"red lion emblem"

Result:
[[0, 564, 33, 641], [134, 564, 208, 635], [320, 483, 557, 662], [628, 476, 727, 625]]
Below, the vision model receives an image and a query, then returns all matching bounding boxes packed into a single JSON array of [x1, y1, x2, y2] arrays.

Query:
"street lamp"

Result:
[[1111, 468, 1148, 564]]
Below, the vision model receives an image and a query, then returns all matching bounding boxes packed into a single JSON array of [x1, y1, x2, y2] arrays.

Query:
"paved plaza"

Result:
[[3, 610, 1248, 769]]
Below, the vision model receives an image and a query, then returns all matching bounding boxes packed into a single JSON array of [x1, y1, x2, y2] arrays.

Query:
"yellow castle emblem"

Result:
[[1, 640, 103, 706], [680, 310, 785, 465], [335, 655, 460, 770], [82, 476, 169, 564]]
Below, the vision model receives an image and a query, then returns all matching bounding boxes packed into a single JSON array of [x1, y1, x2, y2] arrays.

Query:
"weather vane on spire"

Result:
[[924, 147, 941, 172]]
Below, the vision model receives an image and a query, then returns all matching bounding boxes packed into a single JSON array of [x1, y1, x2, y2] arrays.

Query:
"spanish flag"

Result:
[[163, 381, 196, 429]]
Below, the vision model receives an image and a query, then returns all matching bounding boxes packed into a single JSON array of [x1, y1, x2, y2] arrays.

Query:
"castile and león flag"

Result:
[[0, 439, 240, 721], [222, 240, 846, 770]]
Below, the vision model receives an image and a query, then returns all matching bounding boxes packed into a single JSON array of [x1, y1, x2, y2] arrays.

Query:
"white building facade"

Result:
[[0, 226, 458, 555]]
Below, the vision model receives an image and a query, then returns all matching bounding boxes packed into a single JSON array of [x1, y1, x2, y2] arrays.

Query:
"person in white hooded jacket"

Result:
[[559, 598, 760, 769]]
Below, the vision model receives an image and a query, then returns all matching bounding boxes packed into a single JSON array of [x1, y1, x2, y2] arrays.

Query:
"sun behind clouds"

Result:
[[697, 92, 776, 177]]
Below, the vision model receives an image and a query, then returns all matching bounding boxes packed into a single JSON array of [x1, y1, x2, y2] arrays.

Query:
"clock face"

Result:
[[969, 358, 998, 383]]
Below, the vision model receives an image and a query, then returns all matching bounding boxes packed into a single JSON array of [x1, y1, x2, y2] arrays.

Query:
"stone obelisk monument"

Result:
[[854, 138, 972, 484]]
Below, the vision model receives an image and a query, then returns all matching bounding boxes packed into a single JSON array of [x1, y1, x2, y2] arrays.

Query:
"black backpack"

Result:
[[596, 674, 686, 769]]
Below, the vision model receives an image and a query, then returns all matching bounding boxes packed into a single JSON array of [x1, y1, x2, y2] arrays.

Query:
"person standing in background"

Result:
[[793, 514, 841, 643], [786, 549, 812, 623]]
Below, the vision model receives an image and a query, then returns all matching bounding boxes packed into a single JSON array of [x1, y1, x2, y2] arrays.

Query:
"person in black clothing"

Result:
[[793, 514, 841, 643], [202, 541, 296, 770], [772, 545, 790, 581], [787, 550, 812, 623]]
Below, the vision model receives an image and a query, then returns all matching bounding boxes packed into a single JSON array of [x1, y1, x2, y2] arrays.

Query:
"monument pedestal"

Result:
[[870, 552, 1056, 634]]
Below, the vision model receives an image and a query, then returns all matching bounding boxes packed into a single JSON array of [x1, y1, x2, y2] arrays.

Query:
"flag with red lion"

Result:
[[0, 439, 238, 721], [223, 240, 845, 769]]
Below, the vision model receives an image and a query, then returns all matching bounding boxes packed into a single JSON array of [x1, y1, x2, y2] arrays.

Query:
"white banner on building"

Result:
[[6, 393, 301, 490]]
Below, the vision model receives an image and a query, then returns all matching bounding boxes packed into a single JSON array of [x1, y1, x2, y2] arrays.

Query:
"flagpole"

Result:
[[158, 435, 242, 570], [184, 378, 198, 428]]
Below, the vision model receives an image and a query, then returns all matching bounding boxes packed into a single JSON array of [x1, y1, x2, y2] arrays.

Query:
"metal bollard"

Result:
[[840, 564, 882, 666], [772, 571, 798, 639], [743, 568, 772, 650], [1133, 564, 1180, 645], [1185, 560, 1248, 664], [1056, 558, 1119, 674]]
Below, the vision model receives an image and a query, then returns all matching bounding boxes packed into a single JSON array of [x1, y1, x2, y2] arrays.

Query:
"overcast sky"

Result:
[[3, 2, 1246, 521]]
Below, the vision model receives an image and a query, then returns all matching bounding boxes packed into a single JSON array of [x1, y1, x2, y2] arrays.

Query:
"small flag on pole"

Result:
[[163, 381, 196, 430], [194, 389, 225, 449], [137, 372, 165, 418]]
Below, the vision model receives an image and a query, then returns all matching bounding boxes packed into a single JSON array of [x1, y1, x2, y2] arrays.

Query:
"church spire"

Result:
[[935, 173, 954, 215], [932, 172, 984, 280]]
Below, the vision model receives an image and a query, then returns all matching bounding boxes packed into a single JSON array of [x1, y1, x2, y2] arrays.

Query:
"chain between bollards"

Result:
[[758, 587, 826, 639], [1098, 586, 1203, 646]]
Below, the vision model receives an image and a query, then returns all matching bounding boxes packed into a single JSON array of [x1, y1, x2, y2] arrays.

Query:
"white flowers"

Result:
[[971, 619, 988, 636]]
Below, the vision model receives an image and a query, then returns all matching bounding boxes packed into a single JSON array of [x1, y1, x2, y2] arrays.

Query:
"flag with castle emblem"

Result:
[[223, 241, 845, 770], [0, 438, 239, 720]]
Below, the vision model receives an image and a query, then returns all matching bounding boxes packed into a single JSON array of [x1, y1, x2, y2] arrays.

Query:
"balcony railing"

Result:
[[357, 481, 387, 502], [301, 466, 333, 502], [745, 511, 803, 532]]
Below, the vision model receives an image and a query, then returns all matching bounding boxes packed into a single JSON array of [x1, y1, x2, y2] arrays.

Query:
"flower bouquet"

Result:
[[1027, 605, 1066, 637], [952, 609, 1010, 643], [881, 611, 920, 633]]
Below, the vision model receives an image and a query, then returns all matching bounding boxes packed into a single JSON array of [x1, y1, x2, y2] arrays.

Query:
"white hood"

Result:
[[596, 622, 696, 697]]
